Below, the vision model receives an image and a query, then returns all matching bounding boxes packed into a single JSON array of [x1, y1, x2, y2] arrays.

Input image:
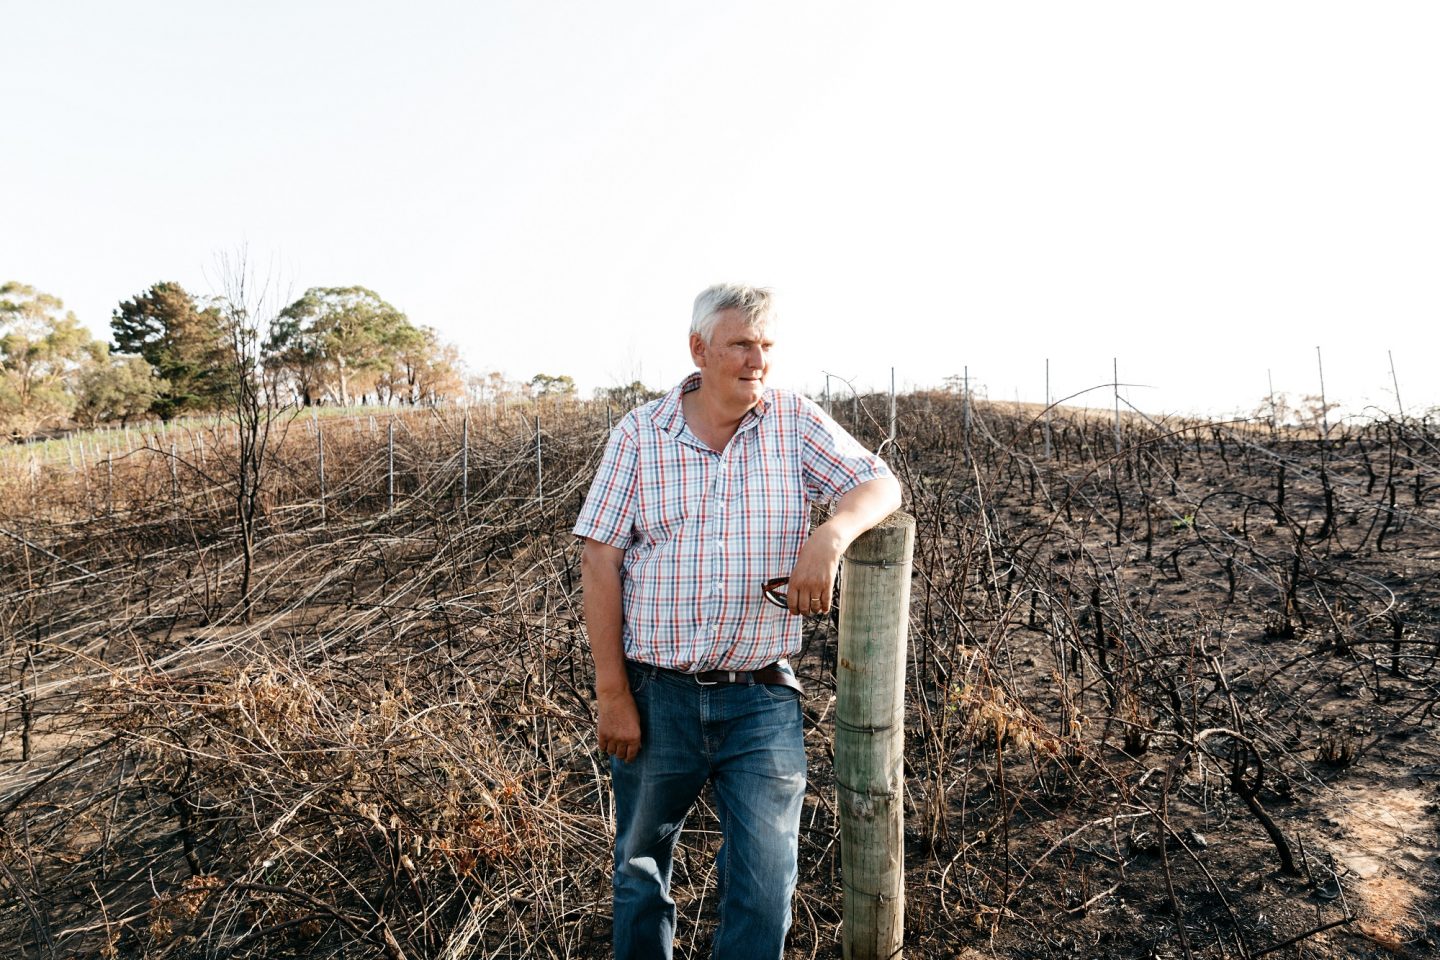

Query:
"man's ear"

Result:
[[689, 332, 707, 368]]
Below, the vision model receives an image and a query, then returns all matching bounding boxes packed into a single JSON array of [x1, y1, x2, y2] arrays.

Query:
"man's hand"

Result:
[[597, 687, 642, 762], [786, 527, 844, 616], [581, 538, 643, 761], [786, 477, 902, 616]]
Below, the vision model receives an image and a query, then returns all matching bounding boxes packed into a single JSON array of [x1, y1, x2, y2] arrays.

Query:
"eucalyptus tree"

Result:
[[0, 282, 103, 438], [73, 352, 167, 427], [384, 325, 464, 405], [266, 286, 414, 406]]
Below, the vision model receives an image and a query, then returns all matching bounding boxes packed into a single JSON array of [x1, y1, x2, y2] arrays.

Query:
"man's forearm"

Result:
[[581, 540, 642, 761], [815, 476, 903, 551], [581, 549, 628, 695], [785, 476, 902, 614]]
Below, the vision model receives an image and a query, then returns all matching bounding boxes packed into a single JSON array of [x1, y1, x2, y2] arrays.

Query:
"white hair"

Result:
[[690, 284, 776, 344]]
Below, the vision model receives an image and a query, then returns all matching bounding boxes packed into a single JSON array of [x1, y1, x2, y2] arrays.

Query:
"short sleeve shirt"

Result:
[[573, 371, 893, 671]]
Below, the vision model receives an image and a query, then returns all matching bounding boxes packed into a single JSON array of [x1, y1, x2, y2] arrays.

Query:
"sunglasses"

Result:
[[762, 577, 791, 609]]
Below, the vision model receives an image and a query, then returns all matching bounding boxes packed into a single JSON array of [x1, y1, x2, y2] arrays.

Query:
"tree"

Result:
[[1299, 393, 1340, 436], [594, 380, 660, 410], [112, 281, 233, 419], [529, 373, 576, 399], [1, 282, 103, 438], [214, 251, 289, 622], [1252, 391, 1339, 434], [266, 287, 414, 405], [381, 325, 465, 405], [372, 321, 427, 405], [74, 351, 168, 427], [469, 370, 526, 404]]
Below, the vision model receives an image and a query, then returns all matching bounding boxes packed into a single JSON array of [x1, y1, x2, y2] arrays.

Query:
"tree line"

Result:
[[0, 280, 591, 441], [1, 277, 673, 441]]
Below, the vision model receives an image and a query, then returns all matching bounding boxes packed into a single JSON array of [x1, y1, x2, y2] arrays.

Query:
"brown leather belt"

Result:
[[647, 662, 806, 696]]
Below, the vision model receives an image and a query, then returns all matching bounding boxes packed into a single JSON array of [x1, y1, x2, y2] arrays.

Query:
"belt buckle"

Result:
[[694, 670, 738, 686]]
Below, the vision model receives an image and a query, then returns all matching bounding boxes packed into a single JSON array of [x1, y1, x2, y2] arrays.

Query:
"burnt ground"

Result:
[[775, 409, 1440, 959], [1, 398, 1438, 959]]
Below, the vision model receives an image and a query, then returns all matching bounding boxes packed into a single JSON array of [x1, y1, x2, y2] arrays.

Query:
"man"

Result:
[[574, 284, 900, 959]]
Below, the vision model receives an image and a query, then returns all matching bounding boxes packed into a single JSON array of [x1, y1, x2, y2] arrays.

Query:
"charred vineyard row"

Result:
[[1, 395, 1438, 958]]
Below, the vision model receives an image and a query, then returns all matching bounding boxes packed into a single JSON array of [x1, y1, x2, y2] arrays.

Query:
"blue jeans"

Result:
[[611, 661, 807, 960]]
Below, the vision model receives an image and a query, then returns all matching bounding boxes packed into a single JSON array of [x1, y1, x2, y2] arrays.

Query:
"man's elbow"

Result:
[[874, 475, 903, 516], [843, 476, 902, 527], [580, 539, 625, 582]]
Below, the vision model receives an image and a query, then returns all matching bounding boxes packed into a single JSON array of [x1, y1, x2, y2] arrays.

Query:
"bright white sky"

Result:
[[4, 1, 1437, 419]]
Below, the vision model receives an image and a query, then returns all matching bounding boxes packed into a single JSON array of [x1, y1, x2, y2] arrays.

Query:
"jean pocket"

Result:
[[626, 662, 655, 695], [758, 680, 801, 703]]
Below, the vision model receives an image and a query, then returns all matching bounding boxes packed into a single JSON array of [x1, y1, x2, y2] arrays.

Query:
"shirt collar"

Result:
[[650, 370, 770, 441]]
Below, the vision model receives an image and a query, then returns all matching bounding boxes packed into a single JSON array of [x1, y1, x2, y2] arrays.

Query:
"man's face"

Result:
[[691, 308, 774, 409]]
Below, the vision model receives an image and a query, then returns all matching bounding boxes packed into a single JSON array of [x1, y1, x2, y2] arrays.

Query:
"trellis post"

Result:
[[835, 511, 915, 959], [1388, 349, 1404, 419], [387, 416, 395, 512], [315, 410, 327, 523], [535, 414, 543, 506], [1267, 369, 1278, 438], [962, 366, 971, 464], [1113, 357, 1121, 453], [887, 367, 897, 446], [1043, 358, 1053, 461], [461, 408, 470, 514]]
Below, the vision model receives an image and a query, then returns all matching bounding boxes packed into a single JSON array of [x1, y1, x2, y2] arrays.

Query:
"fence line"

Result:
[[3, 362, 1433, 537]]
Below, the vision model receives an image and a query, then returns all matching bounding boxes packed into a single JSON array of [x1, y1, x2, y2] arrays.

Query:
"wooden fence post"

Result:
[[836, 511, 915, 960]]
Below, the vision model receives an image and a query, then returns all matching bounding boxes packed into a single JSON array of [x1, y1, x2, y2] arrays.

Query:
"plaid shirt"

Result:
[[574, 371, 892, 672]]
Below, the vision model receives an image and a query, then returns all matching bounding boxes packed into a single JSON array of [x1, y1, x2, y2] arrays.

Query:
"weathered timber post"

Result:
[[836, 511, 915, 960]]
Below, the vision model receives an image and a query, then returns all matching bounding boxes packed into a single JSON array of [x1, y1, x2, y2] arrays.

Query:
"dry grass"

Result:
[[3, 394, 1439, 958]]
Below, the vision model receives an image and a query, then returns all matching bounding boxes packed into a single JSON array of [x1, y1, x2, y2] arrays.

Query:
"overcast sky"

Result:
[[4, 1, 1437, 419]]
